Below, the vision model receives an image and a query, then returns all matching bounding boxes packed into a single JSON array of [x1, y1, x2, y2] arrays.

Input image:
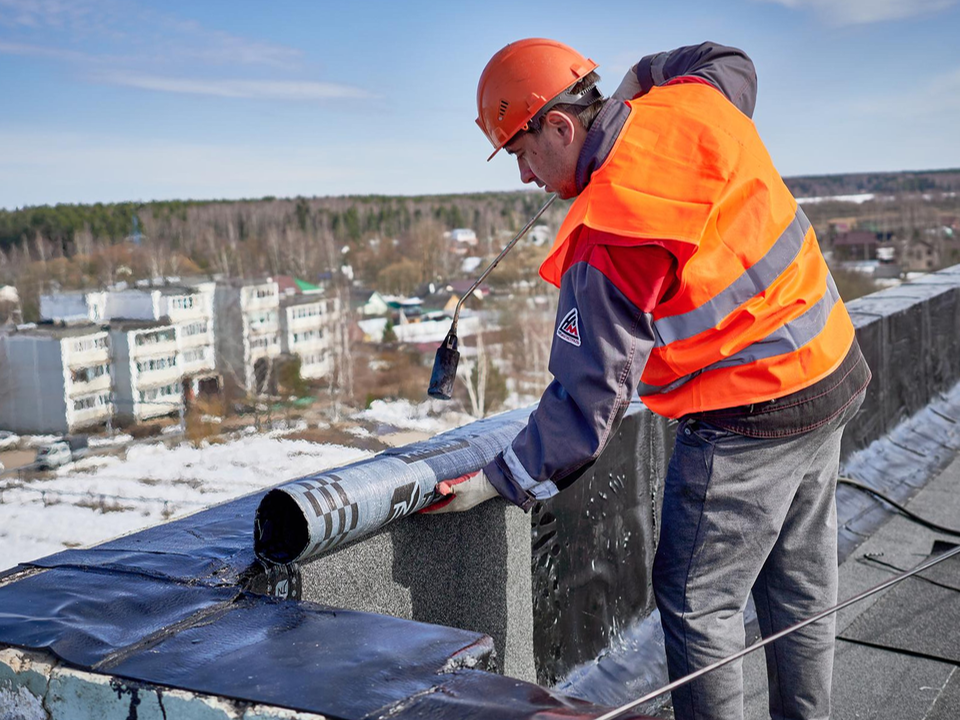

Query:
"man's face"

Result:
[[503, 112, 580, 199]]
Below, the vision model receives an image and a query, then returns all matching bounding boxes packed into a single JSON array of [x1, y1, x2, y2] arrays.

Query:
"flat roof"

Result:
[[108, 319, 176, 331], [10, 323, 107, 339], [281, 294, 330, 308]]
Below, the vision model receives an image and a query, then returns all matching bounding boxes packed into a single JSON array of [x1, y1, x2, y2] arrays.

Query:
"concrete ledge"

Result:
[[0, 647, 328, 720]]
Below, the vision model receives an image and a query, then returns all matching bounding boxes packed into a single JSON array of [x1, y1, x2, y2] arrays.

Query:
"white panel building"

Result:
[[0, 325, 113, 434], [107, 284, 218, 397], [279, 295, 340, 380], [214, 279, 281, 395], [40, 291, 109, 325], [109, 321, 182, 423]]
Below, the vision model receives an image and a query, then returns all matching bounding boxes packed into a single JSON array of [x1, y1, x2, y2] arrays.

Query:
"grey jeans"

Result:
[[653, 398, 861, 720]]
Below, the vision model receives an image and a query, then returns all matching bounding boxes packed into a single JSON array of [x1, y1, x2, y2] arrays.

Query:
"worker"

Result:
[[425, 39, 871, 720]]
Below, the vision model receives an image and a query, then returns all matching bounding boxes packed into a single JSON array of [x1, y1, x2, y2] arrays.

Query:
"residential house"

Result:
[[833, 231, 879, 262]]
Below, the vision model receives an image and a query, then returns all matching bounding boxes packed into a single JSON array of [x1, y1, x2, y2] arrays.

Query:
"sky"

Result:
[[0, 0, 958, 209]]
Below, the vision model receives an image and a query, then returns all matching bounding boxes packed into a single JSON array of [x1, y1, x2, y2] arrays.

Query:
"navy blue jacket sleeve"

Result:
[[635, 42, 757, 119], [483, 244, 666, 510]]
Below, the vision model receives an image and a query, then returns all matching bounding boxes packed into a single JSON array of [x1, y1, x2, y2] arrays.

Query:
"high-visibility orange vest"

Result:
[[540, 82, 854, 418]]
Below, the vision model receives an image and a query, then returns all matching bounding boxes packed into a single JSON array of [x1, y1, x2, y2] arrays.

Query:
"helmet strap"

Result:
[[527, 83, 604, 131]]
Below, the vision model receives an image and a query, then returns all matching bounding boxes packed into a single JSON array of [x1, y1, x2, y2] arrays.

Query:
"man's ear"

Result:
[[542, 110, 578, 148]]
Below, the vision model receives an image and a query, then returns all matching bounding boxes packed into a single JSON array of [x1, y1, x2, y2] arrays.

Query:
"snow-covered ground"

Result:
[[795, 192, 877, 204], [355, 399, 474, 433], [0, 436, 372, 572]]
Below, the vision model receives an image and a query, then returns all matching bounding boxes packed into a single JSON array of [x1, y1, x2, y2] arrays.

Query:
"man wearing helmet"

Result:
[[432, 39, 870, 720]]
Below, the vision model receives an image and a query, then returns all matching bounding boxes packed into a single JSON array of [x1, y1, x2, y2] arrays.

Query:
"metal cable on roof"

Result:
[[594, 480, 960, 720]]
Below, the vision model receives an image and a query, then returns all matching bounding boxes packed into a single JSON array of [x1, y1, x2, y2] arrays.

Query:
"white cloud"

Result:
[[0, 0, 302, 68], [0, 39, 89, 61], [0, 0, 96, 29], [99, 72, 374, 101], [757, 0, 957, 25]]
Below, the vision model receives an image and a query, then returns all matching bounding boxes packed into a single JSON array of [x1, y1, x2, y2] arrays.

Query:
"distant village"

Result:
[[816, 195, 960, 278], [0, 225, 547, 438], [1, 183, 958, 441]]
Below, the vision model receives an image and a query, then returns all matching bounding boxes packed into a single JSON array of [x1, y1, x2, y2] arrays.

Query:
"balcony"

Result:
[[67, 397, 113, 430], [67, 372, 112, 397], [65, 343, 110, 369]]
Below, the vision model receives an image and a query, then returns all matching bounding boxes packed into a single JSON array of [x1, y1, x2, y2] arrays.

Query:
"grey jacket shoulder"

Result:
[[635, 42, 757, 118]]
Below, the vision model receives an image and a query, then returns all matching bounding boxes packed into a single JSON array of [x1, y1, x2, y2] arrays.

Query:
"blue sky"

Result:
[[1, 0, 958, 208]]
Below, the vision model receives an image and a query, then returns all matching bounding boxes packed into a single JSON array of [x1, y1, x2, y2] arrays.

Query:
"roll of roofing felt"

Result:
[[253, 408, 532, 564]]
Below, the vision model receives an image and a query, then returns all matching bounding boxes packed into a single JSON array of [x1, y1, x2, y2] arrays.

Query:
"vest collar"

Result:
[[575, 98, 632, 194]]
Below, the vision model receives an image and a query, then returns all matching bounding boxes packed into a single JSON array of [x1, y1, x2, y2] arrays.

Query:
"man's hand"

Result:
[[421, 470, 499, 514], [612, 64, 643, 101]]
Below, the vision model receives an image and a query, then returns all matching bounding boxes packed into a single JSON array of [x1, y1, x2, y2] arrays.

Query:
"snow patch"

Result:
[[0, 436, 372, 572], [795, 193, 876, 205], [88, 433, 133, 448], [355, 399, 472, 433]]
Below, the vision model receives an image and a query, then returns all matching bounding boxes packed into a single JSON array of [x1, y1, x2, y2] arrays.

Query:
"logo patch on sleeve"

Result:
[[557, 307, 581, 347]]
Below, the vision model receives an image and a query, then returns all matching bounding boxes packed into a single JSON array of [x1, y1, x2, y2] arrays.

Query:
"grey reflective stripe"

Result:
[[503, 443, 559, 500], [639, 274, 841, 396], [637, 372, 698, 398], [653, 209, 811, 346], [710, 274, 841, 371]]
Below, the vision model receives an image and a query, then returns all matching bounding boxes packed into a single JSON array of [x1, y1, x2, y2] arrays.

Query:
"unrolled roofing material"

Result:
[[840, 545, 960, 664], [254, 408, 532, 564]]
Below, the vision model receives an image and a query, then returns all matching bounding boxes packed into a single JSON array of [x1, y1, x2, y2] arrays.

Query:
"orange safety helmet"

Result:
[[476, 38, 599, 161]]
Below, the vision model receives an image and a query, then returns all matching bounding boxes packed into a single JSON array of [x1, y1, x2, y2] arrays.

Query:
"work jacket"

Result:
[[484, 43, 869, 510]]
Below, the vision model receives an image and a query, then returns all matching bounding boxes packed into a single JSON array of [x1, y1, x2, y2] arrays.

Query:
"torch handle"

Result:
[[450, 193, 557, 333]]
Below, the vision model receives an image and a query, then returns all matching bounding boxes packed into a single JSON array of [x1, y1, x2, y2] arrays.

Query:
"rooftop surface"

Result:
[[8, 322, 107, 339], [108, 318, 176, 331], [740, 450, 960, 719], [279, 293, 331, 307]]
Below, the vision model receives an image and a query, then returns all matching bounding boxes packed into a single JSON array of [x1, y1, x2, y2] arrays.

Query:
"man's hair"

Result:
[[526, 71, 604, 135]]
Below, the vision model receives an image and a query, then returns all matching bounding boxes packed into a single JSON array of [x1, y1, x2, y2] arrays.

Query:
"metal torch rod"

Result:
[[449, 193, 557, 334]]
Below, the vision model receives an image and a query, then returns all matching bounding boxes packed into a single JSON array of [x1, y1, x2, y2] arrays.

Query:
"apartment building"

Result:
[[41, 282, 219, 399], [107, 283, 218, 398], [40, 291, 109, 324], [109, 321, 182, 423], [279, 295, 340, 380], [214, 278, 281, 395], [0, 325, 113, 434]]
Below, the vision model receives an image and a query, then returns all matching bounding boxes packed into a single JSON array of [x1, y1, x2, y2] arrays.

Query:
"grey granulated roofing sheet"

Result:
[[927, 669, 960, 720], [839, 550, 960, 665], [829, 641, 955, 720]]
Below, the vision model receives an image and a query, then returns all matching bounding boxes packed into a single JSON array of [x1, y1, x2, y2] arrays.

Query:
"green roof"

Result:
[[295, 278, 320, 292]]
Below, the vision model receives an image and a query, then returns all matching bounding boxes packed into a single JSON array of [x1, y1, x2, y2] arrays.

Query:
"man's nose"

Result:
[[517, 159, 536, 185]]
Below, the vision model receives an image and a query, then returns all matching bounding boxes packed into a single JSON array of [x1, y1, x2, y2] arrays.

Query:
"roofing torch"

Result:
[[428, 193, 558, 399]]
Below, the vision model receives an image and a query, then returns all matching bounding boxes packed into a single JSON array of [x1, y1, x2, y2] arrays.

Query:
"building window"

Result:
[[135, 328, 176, 346], [183, 347, 206, 364], [71, 364, 109, 383], [138, 383, 179, 402], [73, 336, 108, 353], [73, 393, 110, 411], [182, 321, 207, 336], [135, 355, 178, 373]]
